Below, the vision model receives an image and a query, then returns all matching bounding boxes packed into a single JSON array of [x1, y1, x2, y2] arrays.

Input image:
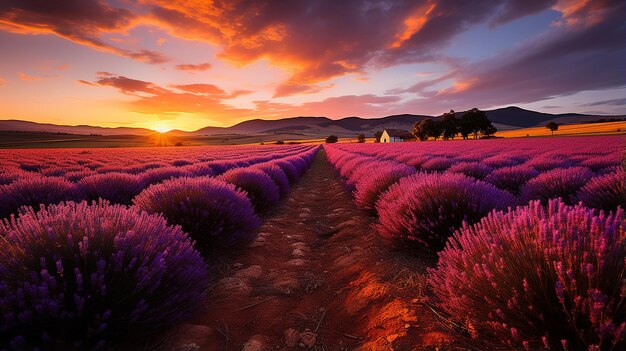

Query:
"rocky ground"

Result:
[[162, 150, 455, 351]]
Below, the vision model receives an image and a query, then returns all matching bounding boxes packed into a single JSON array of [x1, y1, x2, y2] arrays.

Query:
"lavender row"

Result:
[[0, 145, 319, 349], [0, 145, 319, 219], [324, 137, 625, 349]]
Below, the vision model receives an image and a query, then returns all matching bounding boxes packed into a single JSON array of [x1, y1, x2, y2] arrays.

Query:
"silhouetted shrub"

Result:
[[484, 165, 540, 195], [520, 166, 593, 205], [375, 172, 514, 251], [220, 168, 280, 212], [133, 177, 260, 250], [325, 135, 338, 143], [0, 201, 208, 350], [76, 172, 145, 205], [447, 162, 493, 180], [576, 169, 625, 212], [0, 176, 76, 219], [429, 200, 625, 350]]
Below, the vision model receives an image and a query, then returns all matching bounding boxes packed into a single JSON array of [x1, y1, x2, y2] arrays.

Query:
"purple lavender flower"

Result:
[[428, 200, 625, 350], [447, 161, 494, 180], [220, 168, 280, 212], [133, 177, 260, 250], [252, 163, 291, 198], [76, 172, 146, 205], [484, 165, 540, 195], [0, 201, 209, 349], [375, 172, 514, 251], [520, 166, 593, 205], [576, 169, 625, 211], [0, 176, 76, 219]]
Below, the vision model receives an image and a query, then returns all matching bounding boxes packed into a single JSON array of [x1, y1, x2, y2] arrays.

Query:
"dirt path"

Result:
[[166, 150, 451, 351]]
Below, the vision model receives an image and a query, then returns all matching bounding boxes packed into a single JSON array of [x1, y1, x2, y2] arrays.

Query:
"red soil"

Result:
[[165, 150, 456, 351]]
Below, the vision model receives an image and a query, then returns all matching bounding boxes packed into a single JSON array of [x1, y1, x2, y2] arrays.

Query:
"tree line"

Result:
[[412, 108, 497, 141]]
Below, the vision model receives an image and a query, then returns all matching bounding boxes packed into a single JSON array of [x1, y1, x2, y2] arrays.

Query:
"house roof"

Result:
[[384, 129, 414, 138]]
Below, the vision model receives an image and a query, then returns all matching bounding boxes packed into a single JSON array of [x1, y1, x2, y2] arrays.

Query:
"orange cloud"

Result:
[[175, 62, 212, 72], [391, 2, 437, 48], [86, 72, 251, 120], [18, 72, 58, 81], [171, 83, 225, 95], [0, 77, 5, 86], [553, 0, 617, 27]]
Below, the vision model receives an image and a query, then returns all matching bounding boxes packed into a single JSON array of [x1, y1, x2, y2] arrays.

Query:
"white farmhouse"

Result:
[[380, 129, 414, 143]]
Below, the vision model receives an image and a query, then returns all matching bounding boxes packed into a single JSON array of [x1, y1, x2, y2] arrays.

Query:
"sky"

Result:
[[0, 0, 624, 132]]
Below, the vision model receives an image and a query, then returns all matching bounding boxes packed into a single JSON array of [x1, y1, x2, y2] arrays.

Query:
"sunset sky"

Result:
[[0, 0, 624, 132]]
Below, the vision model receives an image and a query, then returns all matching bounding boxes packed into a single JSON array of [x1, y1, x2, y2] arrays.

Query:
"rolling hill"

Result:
[[0, 107, 622, 137]]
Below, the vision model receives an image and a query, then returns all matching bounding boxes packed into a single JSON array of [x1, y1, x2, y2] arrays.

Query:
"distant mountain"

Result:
[[1, 107, 621, 137], [480, 106, 616, 128], [0, 120, 155, 136]]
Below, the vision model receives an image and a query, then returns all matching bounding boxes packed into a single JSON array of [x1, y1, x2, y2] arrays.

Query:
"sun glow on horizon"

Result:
[[152, 124, 173, 133]]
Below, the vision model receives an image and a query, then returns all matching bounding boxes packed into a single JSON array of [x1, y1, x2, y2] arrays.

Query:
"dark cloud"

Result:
[[401, 0, 626, 113], [582, 98, 626, 107], [490, 0, 556, 26], [95, 72, 166, 95], [0, 0, 167, 64], [1, 0, 624, 115], [148, 0, 531, 96]]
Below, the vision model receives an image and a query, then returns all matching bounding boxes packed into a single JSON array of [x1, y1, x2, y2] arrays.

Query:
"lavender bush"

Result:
[[428, 200, 625, 350], [484, 165, 540, 195], [140, 166, 193, 185], [576, 169, 625, 212], [0, 201, 209, 350], [133, 177, 260, 250], [220, 168, 280, 212], [0, 176, 76, 219], [447, 161, 493, 180], [253, 164, 290, 198], [520, 166, 593, 205], [354, 163, 415, 211], [273, 160, 300, 183], [375, 172, 514, 251], [420, 157, 454, 172], [76, 172, 145, 205]]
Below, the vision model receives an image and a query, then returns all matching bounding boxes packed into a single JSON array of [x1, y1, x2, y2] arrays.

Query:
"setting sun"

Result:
[[151, 124, 173, 133]]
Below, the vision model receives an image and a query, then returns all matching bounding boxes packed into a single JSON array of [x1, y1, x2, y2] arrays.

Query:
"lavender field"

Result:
[[0, 136, 624, 350]]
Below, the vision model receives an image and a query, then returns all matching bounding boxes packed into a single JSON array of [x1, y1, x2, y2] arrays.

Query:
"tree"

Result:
[[357, 133, 366, 143], [546, 121, 559, 136], [418, 118, 441, 140], [441, 110, 458, 140], [458, 114, 473, 140], [482, 124, 497, 137], [374, 130, 383, 143], [325, 135, 339, 143], [460, 108, 491, 139], [412, 122, 428, 141]]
